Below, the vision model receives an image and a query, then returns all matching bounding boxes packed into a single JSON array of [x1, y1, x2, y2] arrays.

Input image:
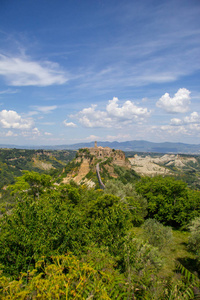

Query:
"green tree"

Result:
[[135, 176, 200, 227], [0, 188, 89, 277], [85, 194, 132, 256], [8, 171, 52, 200]]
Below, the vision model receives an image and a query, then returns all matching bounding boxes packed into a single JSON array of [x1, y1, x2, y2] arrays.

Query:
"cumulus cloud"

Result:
[[160, 111, 200, 138], [184, 112, 200, 124], [77, 104, 113, 128], [32, 127, 41, 135], [74, 97, 150, 128], [156, 88, 191, 113], [106, 97, 149, 120], [170, 118, 183, 126], [170, 112, 200, 126], [0, 110, 34, 129], [63, 120, 77, 127], [0, 54, 68, 86]]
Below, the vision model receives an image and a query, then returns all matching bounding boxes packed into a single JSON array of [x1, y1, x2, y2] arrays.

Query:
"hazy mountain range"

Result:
[[1, 140, 200, 154]]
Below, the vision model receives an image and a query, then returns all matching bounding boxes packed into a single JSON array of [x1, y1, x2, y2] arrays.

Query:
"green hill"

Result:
[[0, 148, 76, 188]]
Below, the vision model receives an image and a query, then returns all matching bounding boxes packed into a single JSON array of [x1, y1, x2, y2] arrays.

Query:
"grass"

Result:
[[132, 226, 198, 277]]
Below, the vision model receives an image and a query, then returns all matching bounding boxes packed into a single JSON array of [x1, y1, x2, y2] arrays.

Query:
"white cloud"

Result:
[[44, 132, 52, 136], [161, 111, 200, 138], [170, 118, 183, 126], [170, 112, 200, 126], [74, 97, 150, 128], [32, 105, 58, 114], [161, 124, 200, 137], [0, 54, 68, 86], [77, 104, 113, 128], [156, 88, 191, 113], [184, 112, 200, 124], [106, 97, 150, 120], [32, 127, 41, 135], [0, 110, 34, 129], [63, 120, 77, 127], [5, 130, 17, 137]]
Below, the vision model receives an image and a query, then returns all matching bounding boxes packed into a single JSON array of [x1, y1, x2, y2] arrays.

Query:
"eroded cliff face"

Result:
[[62, 144, 131, 186], [128, 153, 199, 176]]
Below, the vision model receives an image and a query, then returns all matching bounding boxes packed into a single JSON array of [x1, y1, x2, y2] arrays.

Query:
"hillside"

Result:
[[128, 153, 200, 189], [61, 145, 139, 187], [0, 149, 76, 188], [1, 146, 200, 190]]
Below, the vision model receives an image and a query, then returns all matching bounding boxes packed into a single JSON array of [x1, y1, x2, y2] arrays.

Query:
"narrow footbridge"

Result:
[[96, 163, 105, 190]]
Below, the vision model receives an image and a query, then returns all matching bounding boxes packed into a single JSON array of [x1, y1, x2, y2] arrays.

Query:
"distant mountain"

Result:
[[0, 140, 200, 154]]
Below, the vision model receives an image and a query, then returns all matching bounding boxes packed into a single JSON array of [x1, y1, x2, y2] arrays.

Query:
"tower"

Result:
[[94, 141, 97, 148]]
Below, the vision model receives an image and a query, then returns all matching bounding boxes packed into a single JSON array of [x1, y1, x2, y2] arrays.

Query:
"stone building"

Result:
[[88, 141, 130, 168]]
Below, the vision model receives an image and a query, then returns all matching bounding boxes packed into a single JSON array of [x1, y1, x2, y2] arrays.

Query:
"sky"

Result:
[[0, 0, 200, 146]]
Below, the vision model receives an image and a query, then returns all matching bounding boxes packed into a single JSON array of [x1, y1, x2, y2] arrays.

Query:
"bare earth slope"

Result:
[[129, 154, 199, 176], [129, 155, 171, 176], [63, 158, 90, 183]]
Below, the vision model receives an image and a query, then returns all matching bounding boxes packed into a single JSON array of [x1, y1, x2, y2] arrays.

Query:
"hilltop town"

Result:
[[62, 142, 132, 186]]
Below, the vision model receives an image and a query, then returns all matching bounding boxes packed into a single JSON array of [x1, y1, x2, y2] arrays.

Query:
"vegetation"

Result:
[[188, 217, 200, 265], [142, 218, 173, 250], [0, 149, 76, 188], [135, 176, 200, 227], [0, 149, 200, 299]]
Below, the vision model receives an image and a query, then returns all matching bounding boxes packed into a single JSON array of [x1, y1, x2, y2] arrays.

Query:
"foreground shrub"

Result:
[[0, 254, 127, 299], [142, 218, 173, 250], [188, 217, 200, 267]]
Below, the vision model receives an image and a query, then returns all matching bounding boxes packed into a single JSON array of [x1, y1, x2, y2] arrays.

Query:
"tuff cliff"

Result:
[[62, 142, 132, 186]]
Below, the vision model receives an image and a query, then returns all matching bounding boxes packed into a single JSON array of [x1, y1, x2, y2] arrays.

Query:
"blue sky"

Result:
[[0, 0, 200, 145]]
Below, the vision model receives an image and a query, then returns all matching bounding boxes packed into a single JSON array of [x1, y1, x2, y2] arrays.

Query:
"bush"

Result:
[[188, 217, 200, 259], [142, 218, 173, 250], [122, 232, 163, 298], [104, 180, 148, 225]]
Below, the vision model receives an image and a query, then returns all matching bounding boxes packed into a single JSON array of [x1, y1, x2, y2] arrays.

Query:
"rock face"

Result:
[[62, 142, 131, 186]]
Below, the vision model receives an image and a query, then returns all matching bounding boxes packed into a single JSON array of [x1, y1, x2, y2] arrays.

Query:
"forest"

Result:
[[0, 149, 200, 299]]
